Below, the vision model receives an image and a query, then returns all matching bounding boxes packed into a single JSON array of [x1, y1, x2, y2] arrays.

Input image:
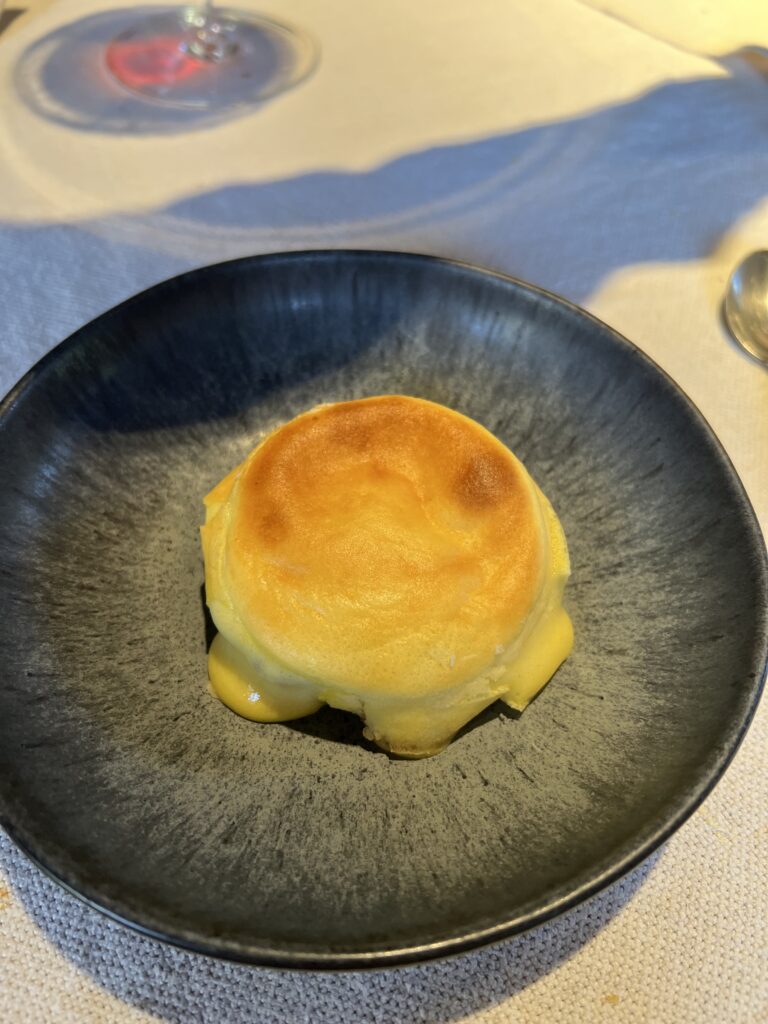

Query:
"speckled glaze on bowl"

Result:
[[0, 251, 765, 969]]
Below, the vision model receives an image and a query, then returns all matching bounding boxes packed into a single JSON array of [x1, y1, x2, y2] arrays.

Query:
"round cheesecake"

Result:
[[200, 395, 573, 757]]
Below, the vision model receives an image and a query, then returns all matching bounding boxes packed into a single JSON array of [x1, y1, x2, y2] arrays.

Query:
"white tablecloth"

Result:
[[0, 2, 766, 1021]]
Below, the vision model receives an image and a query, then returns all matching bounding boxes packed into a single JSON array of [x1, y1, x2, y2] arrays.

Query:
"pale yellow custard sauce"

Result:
[[201, 396, 573, 758]]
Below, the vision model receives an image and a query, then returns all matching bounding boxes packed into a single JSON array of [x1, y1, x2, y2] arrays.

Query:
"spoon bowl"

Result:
[[724, 249, 768, 365]]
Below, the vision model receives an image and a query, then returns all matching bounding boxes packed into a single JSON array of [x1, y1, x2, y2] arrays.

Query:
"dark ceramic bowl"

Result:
[[0, 251, 766, 969]]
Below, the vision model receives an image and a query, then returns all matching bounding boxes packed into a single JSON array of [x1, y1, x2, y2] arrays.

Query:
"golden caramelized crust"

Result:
[[203, 396, 547, 697]]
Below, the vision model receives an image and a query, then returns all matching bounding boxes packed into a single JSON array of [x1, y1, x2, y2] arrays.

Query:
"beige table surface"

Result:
[[0, 1, 766, 1021]]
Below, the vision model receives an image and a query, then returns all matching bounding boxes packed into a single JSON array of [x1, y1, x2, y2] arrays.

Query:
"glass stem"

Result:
[[185, 0, 237, 61]]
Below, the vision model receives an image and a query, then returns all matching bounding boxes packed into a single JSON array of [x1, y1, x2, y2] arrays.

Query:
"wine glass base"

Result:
[[105, 8, 317, 109]]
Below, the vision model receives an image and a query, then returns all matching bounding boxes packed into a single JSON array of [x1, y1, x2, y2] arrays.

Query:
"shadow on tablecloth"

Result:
[[26, 64, 768, 306], [3, 64, 768, 389], [1, 831, 661, 1024]]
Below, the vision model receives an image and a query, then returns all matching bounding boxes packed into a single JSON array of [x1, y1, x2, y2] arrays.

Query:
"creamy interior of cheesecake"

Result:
[[200, 397, 573, 757]]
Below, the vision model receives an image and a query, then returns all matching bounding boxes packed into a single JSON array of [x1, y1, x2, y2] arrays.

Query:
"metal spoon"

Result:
[[724, 250, 768, 365]]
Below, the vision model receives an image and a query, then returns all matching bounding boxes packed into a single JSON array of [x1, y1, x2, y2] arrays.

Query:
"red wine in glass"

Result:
[[106, 4, 317, 109]]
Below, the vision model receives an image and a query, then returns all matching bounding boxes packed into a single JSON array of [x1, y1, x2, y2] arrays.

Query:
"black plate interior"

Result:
[[0, 250, 765, 968]]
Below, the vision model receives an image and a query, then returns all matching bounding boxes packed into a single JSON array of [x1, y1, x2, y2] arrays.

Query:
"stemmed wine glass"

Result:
[[106, 3, 317, 109]]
